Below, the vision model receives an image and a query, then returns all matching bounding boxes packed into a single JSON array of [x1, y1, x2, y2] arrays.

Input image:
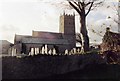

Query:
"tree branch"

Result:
[[74, 1, 78, 6], [74, 1, 82, 11], [85, 2, 93, 16], [68, 1, 81, 15], [93, 1, 104, 8], [78, 2, 82, 11], [85, 2, 91, 7]]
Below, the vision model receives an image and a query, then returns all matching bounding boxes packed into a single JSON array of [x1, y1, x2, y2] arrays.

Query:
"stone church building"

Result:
[[8, 13, 76, 55]]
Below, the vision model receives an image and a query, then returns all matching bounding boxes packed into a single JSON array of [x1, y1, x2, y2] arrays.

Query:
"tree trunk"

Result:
[[80, 14, 89, 52]]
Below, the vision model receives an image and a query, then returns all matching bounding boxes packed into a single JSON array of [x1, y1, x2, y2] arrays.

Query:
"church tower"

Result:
[[59, 13, 76, 49], [59, 13, 75, 35]]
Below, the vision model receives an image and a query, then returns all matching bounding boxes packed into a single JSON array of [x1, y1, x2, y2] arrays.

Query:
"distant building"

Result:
[[8, 13, 76, 55], [100, 28, 120, 52], [0, 40, 13, 54]]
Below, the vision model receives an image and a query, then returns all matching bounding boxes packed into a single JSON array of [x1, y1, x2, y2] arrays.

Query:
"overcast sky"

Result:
[[0, 0, 119, 44]]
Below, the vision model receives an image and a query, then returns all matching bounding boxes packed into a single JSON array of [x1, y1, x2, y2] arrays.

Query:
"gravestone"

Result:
[[65, 49, 69, 55], [53, 48, 56, 55], [48, 49, 52, 55], [42, 47, 45, 54]]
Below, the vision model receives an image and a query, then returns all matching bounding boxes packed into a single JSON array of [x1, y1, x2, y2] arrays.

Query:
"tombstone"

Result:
[[12, 48, 16, 56], [53, 48, 56, 55], [59, 53, 61, 55], [35, 48, 39, 55], [42, 47, 45, 54], [28, 48, 31, 56], [80, 46, 84, 54], [37, 48, 39, 54], [31, 48, 34, 56], [70, 49, 74, 55], [45, 44, 48, 54], [77, 48, 80, 54], [35, 48, 37, 55], [69, 51, 72, 55], [65, 49, 69, 55], [12, 48, 14, 56], [73, 48, 76, 54], [48, 49, 52, 55], [28, 52, 31, 56]]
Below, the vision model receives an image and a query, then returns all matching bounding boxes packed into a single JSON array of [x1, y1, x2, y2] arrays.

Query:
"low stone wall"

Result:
[[2, 54, 105, 79]]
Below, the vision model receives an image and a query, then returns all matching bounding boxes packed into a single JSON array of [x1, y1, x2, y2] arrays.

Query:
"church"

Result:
[[8, 13, 76, 55]]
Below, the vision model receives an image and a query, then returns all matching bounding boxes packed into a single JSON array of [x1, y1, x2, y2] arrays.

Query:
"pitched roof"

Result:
[[14, 34, 32, 44], [32, 31, 63, 39], [101, 30, 120, 52], [102, 31, 120, 45], [0, 40, 12, 45]]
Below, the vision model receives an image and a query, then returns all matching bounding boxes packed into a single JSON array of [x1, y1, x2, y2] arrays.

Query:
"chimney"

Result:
[[106, 27, 110, 32]]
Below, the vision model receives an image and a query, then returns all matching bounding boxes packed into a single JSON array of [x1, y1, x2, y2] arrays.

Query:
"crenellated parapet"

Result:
[[60, 12, 75, 17]]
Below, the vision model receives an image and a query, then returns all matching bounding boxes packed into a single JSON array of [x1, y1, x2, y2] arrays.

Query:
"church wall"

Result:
[[57, 44, 73, 53], [63, 34, 76, 49]]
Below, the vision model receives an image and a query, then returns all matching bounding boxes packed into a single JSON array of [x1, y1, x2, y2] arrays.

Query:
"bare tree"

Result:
[[107, 1, 120, 33], [67, 0, 104, 52], [38, 0, 104, 52]]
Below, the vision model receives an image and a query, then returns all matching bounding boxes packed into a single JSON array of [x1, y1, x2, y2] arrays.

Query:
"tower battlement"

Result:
[[60, 12, 75, 17], [64, 14, 75, 17]]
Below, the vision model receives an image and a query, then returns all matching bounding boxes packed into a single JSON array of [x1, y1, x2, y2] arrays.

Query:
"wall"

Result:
[[0, 40, 12, 54], [2, 54, 105, 79]]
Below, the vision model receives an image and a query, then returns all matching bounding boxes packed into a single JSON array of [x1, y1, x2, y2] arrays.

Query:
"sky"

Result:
[[0, 0, 119, 44]]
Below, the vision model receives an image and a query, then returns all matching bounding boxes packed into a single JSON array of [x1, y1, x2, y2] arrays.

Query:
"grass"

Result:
[[2, 53, 120, 79]]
